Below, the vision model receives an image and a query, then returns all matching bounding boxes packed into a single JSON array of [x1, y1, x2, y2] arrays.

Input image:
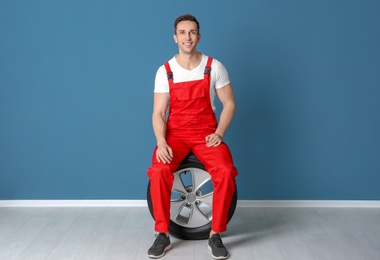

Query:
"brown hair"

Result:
[[174, 14, 200, 35]]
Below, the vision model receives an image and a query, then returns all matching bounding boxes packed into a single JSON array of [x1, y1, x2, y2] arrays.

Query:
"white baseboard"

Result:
[[0, 200, 148, 207], [236, 200, 380, 208], [0, 200, 380, 208]]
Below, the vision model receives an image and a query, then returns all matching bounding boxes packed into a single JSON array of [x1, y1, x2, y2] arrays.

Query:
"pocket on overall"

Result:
[[174, 85, 205, 101]]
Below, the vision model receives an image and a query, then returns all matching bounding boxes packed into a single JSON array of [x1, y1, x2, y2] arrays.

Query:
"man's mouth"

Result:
[[184, 41, 192, 47]]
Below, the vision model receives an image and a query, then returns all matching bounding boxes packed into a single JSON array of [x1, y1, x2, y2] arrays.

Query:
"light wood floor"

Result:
[[0, 206, 379, 259]]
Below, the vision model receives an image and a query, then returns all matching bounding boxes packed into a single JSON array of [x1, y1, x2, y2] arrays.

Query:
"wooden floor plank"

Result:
[[15, 208, 82, 260], [74, 207, 129, 260], [244, 207, 284, 260], [0, 207, 38, 244], [47, 207, 106, 260], [0, 208, 58, 259]]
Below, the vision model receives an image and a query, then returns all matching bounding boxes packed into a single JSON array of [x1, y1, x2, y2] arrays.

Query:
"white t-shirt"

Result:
[[154, 54, 230, 111]]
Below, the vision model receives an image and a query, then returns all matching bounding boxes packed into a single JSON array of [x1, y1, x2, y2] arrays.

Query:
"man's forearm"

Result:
[[215, 101, 236, 138], [152, 114, 167, 146]]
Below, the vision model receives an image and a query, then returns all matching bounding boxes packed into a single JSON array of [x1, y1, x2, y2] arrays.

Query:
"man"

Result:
[[147, 14, 238, 259]]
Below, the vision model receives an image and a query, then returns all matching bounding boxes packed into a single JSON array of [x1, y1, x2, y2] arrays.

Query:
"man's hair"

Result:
[[174, 14, 200, 35]]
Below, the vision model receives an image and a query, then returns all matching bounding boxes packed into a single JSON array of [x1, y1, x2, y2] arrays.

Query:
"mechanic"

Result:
[[147, 14, 238, 259]]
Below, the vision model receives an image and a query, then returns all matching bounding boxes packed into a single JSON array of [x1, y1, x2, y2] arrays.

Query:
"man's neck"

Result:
[[175, 52, 202, 70]]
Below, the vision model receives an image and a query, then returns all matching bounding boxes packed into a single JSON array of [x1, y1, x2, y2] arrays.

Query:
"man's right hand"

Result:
[[156, 143, 173, 164]]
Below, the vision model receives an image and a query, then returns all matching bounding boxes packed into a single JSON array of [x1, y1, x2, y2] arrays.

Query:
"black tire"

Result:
[[147, 153, 237, 240]]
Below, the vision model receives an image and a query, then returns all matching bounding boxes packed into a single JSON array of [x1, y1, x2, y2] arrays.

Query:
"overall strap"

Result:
[[204, 57, 213, 79], [164, 62, 173, 84]]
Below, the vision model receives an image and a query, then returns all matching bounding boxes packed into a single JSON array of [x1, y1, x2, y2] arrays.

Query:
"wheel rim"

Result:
[[170, 167, 213, 228]]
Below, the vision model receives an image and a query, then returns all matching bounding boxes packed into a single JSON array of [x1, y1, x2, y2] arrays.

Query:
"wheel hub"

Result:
[[187, 193, 196, 202]]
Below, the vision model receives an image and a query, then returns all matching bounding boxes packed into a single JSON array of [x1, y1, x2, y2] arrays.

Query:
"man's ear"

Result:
[[173, 34, 178, 43]]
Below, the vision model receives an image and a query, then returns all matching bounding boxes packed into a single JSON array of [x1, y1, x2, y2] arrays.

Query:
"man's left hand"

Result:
[[205, 133, 223, 147]]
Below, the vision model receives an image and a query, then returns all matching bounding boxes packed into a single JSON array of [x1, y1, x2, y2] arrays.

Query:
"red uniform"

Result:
[[147, 57, 238, 233]]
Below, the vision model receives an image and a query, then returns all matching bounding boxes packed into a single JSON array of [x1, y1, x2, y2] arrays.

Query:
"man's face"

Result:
[[174, 21, 201, 54]]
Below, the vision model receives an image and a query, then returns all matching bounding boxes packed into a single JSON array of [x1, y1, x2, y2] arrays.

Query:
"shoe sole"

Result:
[[208, 245, 229, 259], [148, 244, 172, 259]]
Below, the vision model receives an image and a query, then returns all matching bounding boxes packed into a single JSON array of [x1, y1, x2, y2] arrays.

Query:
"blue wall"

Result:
[[1, 0, 379, 200]]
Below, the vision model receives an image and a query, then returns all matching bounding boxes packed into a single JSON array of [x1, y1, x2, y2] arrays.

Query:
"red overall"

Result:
[[147, 57, 238, 233]]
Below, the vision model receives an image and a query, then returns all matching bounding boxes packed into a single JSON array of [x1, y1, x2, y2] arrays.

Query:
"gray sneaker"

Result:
[[208, 234, 229, 259], [147, 233, 171, 259]]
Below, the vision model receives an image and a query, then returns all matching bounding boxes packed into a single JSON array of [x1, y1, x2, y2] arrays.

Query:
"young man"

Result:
[[147, 14, 238, 259]]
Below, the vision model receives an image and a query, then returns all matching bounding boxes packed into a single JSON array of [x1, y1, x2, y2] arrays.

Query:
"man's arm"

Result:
[[216, 83, 236, 137], [206, 83, 236, 147], [152, 92, 173, 163]]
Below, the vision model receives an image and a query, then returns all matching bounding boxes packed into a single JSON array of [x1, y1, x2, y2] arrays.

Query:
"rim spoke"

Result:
[[170, 200, 187, 220], [198, 192, 213, 208], [190, 168, 211, 192], [172, 171, 187, 194], [188, 204, 210, 227]]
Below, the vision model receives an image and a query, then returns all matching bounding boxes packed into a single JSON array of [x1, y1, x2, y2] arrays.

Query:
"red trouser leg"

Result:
[[192, 142, 238, 233], [147, 139, 191, 232], [147, 163, 174, 232]]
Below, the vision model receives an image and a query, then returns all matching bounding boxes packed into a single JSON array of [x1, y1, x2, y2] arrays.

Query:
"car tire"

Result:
[[147, 152, 237, 240]]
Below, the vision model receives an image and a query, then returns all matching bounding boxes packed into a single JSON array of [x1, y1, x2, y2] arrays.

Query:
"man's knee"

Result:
[[208, 164, 238, 182], [147, 164, 174, 182]]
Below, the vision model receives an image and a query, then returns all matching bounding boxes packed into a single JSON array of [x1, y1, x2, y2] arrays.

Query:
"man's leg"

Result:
[[193, 143, 237, 259], [192, 142, 238, 233], [146, 135, 192, 258]]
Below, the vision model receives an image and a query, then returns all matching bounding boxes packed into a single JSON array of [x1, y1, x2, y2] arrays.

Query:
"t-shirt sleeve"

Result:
[[214, 60, 231, 89], [154, 66, 169, 93]]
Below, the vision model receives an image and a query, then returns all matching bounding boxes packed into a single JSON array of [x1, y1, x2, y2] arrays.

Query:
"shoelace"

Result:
[[152, 234, 165, 248], [211, 235, 224, 248]]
